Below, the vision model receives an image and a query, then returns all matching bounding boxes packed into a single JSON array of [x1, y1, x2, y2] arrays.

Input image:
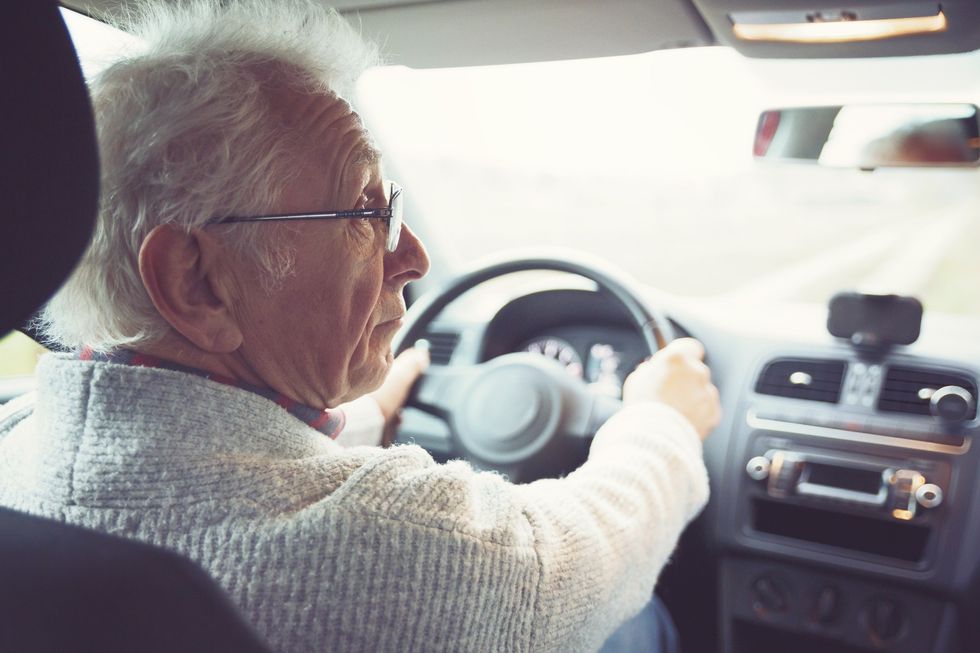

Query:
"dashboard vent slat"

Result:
[[424, 331, 460, 366], [755, 358, 847, 404], [878, 366, 978, 419]]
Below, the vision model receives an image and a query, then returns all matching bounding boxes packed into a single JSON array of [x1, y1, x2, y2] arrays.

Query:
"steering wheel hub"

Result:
[[454, 358, 561, 464]]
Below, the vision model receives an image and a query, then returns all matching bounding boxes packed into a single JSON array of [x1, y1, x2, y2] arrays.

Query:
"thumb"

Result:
[[663, 337, 705, 360], [392, 346, 430, 378], [370, 347, 430, 422]]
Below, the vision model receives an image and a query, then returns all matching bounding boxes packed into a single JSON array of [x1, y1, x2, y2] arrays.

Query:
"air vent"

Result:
[[424, 331, 460, 366], [755, 358, 847, 403], [878, 366, 978, 419]]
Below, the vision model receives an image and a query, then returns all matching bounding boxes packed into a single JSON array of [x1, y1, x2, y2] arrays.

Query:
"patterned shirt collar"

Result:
[[77, 348, 346, 439]]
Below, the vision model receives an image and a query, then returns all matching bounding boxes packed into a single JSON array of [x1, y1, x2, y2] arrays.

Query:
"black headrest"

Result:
[[0, 0, 99, 335]]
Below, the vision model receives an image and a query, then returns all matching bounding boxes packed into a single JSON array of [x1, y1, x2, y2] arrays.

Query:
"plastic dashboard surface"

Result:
[[674, 299, 980, 653], [395, 276, 980, 651]]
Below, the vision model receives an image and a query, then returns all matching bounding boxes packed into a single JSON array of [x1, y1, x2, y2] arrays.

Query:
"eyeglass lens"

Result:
[[387, 183, 403, 252]]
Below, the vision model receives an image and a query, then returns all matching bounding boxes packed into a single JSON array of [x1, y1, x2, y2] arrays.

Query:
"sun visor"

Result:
[[335, 0, 715, 68], [692, 0, 980, 58]]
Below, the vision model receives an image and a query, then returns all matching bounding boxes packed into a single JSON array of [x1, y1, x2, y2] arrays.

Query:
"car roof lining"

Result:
[[340, 0, 716, 67], [61, 0, 716, 67], [60, 0, 980, 65]]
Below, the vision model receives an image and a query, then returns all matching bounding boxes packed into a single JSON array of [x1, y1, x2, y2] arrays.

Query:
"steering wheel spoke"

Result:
[[408, 364, 478, 417], [563, 392, 623, 439]]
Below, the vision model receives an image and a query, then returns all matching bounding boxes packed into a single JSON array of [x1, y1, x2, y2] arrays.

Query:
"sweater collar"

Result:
[[77, 348, 345, 439]]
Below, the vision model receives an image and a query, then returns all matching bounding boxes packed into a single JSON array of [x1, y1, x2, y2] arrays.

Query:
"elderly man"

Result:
[[0, 1, 720, 652]]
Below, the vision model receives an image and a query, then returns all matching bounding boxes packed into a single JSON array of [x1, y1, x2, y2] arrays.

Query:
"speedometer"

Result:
[[523, 337, 584, 379]]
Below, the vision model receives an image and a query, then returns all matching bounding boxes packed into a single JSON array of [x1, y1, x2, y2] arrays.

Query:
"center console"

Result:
[[718, 350, 978, 653]]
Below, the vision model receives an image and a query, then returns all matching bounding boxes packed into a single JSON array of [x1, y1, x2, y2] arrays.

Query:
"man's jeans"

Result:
[[598, 596, 681, 653]]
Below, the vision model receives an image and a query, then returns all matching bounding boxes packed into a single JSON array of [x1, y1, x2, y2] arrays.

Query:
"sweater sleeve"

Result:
[[513, 402, 709, 652], [335, 401, 708, 652]]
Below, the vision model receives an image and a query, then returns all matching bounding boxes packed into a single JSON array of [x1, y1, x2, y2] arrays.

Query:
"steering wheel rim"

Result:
[[393, 250, 675, 480], [394, 251, 675, 354]]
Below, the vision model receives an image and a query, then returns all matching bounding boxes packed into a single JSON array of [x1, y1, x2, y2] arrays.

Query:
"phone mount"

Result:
[[827, 292, 923, 357]]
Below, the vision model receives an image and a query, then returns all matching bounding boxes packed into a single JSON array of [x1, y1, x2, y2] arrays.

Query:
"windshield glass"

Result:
[[358, 47, 980, 316]]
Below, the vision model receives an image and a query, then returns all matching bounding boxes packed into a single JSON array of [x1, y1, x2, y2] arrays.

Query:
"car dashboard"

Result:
[[395, 277, 980, 653]]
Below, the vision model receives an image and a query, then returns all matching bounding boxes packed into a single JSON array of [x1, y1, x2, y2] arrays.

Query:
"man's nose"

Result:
[[386, 223, 430, 285]]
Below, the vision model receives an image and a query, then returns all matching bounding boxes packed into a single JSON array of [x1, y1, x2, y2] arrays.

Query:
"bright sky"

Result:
[[62, 5, 980, 180], [358, 45, 980, 178], [359, 48, 761, 177]]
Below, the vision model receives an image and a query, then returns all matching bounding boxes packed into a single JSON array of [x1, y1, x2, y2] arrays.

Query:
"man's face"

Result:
[[229, 90, 429, 408]]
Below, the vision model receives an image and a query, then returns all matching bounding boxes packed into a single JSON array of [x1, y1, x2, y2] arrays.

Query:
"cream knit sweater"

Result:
[[0, 355, 709, 653]]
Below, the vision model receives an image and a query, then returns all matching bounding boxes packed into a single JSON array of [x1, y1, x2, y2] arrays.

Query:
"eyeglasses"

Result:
[[212, 181, 404, 252]]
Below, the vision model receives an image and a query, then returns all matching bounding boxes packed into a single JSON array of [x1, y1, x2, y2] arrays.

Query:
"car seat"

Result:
[[0, 2, 271, 651]]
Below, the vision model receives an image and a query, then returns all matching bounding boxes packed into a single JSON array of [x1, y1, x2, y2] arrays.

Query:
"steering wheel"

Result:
[[393, 252, 675, 481]]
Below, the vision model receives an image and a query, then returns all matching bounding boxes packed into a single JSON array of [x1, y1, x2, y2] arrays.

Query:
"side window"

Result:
[[0, 331, 45, 377], [0, 331, 46, 402]]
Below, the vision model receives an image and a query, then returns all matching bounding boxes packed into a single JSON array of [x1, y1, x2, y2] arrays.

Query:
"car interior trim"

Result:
[[745, 409, 972, 456], [732, 11, 947, 45]]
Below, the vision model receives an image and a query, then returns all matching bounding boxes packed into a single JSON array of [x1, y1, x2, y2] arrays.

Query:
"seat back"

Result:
[[0, 507, 271, 653], [0, 2, 270, 650], [1, 0, 98, 333]]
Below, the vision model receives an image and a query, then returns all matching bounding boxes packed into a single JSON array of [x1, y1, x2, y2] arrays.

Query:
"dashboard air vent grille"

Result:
[[878, 366, 978, 419], [755, 358, 847, 403], [425, 331, 460, 365]]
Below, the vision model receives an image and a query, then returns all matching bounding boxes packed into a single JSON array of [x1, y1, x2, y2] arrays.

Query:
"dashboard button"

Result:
[[746, 456, 771, 481], [886, 469, 924, 520], [863, 599, 905, 646], [915, 483, 943, 509], [812, 586, 839, 625], [751, 576, 789, 617]]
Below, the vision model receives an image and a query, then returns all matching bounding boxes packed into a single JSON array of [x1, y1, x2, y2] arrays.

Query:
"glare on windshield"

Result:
[[358, 48, 980, 317]]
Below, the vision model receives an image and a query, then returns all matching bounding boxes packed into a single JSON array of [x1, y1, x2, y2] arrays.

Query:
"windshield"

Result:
[[357, 47, 980, 317]]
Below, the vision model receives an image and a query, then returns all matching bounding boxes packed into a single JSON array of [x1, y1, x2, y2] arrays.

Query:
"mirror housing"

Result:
[[754, 104, 980, 169]]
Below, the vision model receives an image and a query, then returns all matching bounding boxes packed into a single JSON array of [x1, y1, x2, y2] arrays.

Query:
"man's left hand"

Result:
[[369, 347, 430, 446]]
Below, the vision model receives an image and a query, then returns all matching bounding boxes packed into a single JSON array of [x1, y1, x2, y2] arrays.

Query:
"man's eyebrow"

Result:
[[356, 144, 381, 166]]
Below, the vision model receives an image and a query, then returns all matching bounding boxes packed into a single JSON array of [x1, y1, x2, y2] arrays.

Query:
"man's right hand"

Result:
[[622, 337, 721, 440]]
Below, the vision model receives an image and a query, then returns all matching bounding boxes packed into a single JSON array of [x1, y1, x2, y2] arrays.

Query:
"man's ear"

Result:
[[138, 224, 243, 353]]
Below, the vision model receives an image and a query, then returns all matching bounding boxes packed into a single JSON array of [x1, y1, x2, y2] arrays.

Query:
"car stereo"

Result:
[[745, 449, 945, 522], [721, 340, 976, 653], [738, 435, 951, 565]]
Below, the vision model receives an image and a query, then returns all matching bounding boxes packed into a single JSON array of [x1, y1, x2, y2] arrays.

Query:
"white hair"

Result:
[[38, 0, 380, 351]]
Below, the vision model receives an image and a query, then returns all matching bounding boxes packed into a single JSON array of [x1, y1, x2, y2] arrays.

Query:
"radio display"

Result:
[[805, 462, 881, 495]]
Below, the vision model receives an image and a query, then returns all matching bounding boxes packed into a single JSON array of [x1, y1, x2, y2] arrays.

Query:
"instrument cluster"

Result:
[[519, 327, 645, 398]]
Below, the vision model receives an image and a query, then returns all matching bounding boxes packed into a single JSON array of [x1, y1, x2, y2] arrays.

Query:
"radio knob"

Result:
[[812, 586, 839, 625], [930, 385, 975, 423], [751, 576, 789, 616], [863, 599, 905, 646], [746, 456, 771, 481], [915, 483, 943, 509]]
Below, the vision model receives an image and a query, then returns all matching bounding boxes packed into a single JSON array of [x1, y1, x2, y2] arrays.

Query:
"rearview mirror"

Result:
[[754, 104, 980, 169]]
